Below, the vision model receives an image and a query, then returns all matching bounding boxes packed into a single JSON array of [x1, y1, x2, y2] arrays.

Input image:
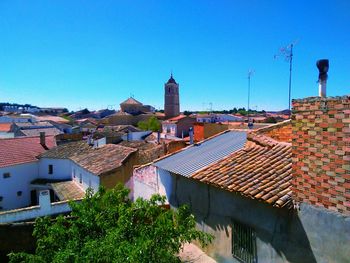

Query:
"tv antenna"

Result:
[[247, 69, 255, 126], [274, 39, 298, 116]]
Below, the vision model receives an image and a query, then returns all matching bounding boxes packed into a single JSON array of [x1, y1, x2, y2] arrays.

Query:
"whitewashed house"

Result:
[[0, 135, 56, 211]]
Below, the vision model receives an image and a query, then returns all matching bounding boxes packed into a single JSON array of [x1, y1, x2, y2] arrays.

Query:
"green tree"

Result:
[[9, 185, 212, 263], [137, 116, 161, 132]]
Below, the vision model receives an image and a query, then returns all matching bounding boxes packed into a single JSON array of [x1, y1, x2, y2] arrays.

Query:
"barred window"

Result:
[[232, 221, 257, 263]]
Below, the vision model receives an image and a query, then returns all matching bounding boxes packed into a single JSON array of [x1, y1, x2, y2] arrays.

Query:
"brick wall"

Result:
[[292, 96, 350, 215], [256, 120, 292, 143], [194, 123, 229, 142]]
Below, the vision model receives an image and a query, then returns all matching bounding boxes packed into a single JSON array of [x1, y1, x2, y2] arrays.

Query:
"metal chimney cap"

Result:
[[316, 59, 329, 73]]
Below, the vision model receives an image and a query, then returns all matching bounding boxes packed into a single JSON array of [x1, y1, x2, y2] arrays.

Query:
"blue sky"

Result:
[[0, 1, 349, 111]]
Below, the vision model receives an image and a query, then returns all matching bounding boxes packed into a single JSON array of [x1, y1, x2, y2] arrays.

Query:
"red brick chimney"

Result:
[[291, 96, 350, 214]]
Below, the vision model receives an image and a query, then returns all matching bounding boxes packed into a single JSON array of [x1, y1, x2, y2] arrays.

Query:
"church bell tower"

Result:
[[164, 74, 180, 119]]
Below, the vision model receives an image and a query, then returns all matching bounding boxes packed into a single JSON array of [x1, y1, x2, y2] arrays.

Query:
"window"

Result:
[[73, 169, 76, 178], [3, 172, 10, 179], [79, 173, 82, 184], [232, 221, 257, 263], [48, 165, 53, 174], [17, 191, 22, 197], [0, 196, 3, 202]]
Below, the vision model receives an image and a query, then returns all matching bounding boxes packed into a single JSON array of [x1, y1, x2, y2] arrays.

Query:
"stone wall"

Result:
[[292, 96, 350, 215]]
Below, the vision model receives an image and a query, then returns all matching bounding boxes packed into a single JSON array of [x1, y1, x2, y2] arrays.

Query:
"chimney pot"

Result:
[[40, 132, 46, 147], [316, 59, 329, 97]]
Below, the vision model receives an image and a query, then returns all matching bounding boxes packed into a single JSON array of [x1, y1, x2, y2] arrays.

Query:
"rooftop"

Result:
[[36, 115, 70, 123], [0, 123, 12, 132], [191, 134, 292, 208], [120, 97, 143, 105], [166, 74, 177, 84], [154, 130, 247, 177], [51, 181, 85, 200], [0, 136, 56, 168], [40, 141, 91, 159], [20, 127, 62, 137], [71, 144, 137, 176]]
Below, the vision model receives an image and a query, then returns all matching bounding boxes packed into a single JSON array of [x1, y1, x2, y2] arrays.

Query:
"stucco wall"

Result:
[[167, 175, 350, 263], [71, 163, 100, 193], [0, 162, 38, 211], [38, 158, 71, 180]]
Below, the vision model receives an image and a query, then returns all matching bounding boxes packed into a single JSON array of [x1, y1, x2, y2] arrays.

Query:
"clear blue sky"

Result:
[[0, 1, 349, 111]]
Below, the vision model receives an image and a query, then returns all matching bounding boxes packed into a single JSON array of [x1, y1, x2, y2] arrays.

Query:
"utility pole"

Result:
[[247, 69, 254, 128], [275, 40, 297, 117]]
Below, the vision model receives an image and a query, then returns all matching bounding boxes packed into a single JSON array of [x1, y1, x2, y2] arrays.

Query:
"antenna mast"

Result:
[[275, 40, 298, 117], [247, 69, 255, 128]]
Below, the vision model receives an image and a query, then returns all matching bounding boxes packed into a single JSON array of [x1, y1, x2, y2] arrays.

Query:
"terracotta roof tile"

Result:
[[0, 136, 56, 168], [191, 135, 293, 208], [71, 144, 137, 176], [50, 181, 85, 200], [40, 141, 91, 159], [0, 123, 12, 132]]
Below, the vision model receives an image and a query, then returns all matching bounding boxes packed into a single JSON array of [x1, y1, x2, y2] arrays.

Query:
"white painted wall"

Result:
[[132, 165, 173, 204], [121, 131, 152, 141], [0, 190, 78, 223], [71, 162, 100, 193], [162, 123, 177, 136], [38, 158, 72, 180], [0, 162, 38, 211], [0, 132, 14, 138]]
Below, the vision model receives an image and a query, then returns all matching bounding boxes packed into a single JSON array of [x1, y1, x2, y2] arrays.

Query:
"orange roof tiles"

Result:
[[0, 136, 56, 168], [0, 123, 12, 132], [191, 134, 293, 208]]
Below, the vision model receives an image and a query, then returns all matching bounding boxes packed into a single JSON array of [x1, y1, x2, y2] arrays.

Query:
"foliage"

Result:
[[137, 116, 161, 132], [265, 116, 277, 123], [8, 185, 212, 263]]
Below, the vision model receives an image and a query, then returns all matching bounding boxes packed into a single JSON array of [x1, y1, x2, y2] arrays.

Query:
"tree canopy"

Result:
[[9, 185, 212, 263], [137, 116, 161, 132]]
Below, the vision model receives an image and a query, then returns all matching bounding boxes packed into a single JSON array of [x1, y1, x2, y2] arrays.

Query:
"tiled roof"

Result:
[[36, 115, 70, 123], [71, 144, 137, 176], [51, 181, 85, 200], [14, 121, 52, 128], [164, 115, 189, 123], [154, 131, 247, 177], [191, 134, 292, 208], [120, 97, 143, 105], [20, 127, 62, 137], [40, 141, 91, 159], [119, 140, 156, 150], [0, 123, 12, 132], [0, 136, 56, 168]]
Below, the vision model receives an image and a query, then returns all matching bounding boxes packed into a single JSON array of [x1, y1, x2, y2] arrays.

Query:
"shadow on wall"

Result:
[[168, 176, 317, 263]]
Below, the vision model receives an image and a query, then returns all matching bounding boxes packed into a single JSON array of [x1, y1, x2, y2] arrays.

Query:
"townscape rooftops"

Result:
[[154, 130, 247, 177], [71, 144, 137, 176], [191, 133, 292, 208], [50, 181, 85, 201], [120, 97, 143, 105], [0, 136, 56, 168], [40, 141, 91, 159], [20, 127, 62, 137]]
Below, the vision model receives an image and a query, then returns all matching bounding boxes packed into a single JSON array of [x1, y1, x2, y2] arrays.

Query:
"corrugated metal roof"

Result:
[[154, 131, 247, 177]]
